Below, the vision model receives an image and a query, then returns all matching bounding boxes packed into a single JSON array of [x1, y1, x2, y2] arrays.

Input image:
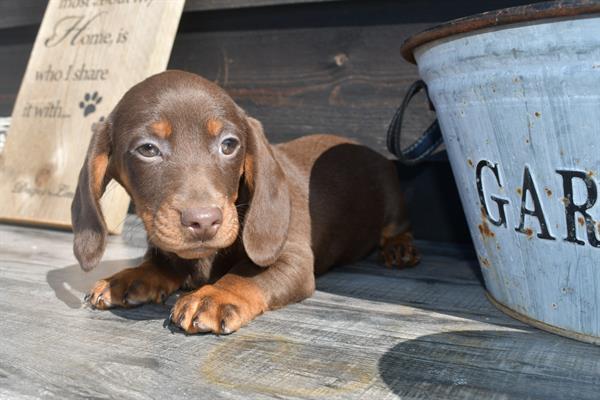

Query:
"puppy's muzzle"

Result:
[[180, 207, 223, 241]]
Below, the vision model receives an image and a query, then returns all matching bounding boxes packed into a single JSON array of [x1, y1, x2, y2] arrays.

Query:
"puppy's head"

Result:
[[72, 70, 290, 271]]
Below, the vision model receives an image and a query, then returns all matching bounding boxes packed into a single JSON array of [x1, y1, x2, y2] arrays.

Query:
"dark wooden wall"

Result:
[[0, 0, 540, 242]]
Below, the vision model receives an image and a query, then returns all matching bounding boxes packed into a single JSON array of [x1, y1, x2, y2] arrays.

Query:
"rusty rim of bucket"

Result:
[[401, 0, 600, 64]]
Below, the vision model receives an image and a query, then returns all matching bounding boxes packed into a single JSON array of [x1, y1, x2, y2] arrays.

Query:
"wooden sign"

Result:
[[0, 0, 184, 233]]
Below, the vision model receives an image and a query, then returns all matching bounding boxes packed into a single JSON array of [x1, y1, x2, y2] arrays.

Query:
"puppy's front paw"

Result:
[[85, 265, 176, 309], [170, 283, 265, 335], [380, 232, 420, 268]]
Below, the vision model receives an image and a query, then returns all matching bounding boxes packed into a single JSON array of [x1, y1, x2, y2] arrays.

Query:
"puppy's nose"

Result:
[[180, 207, 223, 240]]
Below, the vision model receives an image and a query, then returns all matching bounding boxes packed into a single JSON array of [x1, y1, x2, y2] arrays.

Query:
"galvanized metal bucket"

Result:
[[400, 1, 600, 344]]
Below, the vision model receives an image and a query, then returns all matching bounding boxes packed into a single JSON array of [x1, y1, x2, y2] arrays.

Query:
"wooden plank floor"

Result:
[[1, 217, 600, 400]]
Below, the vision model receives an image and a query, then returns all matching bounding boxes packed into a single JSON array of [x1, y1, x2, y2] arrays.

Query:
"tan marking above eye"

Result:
[[150, 120, 172, 139], [206, 119, 223, 136]]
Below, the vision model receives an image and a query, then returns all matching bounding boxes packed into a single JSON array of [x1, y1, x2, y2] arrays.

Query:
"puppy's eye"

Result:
[[220, 137, 239, 156], [136, 143, 161, 158]]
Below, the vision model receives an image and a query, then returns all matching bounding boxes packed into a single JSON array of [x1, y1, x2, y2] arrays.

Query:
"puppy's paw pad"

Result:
[[86, 279, 115, 309], [380, 232, 421, 269], [170, 286, 248, 335], [84, 267, 173, 310]]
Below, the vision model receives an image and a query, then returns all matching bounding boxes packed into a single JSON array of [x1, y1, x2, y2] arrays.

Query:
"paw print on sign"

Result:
[[79, 91, 102, 117]]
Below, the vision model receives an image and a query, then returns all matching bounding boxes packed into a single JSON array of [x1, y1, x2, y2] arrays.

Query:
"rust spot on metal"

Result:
[[561, 197, 570, 206], [516, 187, 522, 196], [480, 257, 491, 268], [478, 221, 495, 238], [524, 227, 534, 238], [545, 187, 552, 197], [587, 170, 595, 178], [578, 216, 585, 226], [401, 2, 600, 63], [534, 111, 541, 118], [467, 158, 474, 167]]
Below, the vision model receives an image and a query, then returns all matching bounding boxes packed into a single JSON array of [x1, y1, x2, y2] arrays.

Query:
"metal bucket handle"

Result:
[[386, 80, 443, 165]]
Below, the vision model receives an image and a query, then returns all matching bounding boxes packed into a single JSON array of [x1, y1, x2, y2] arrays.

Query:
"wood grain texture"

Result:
[[0, 22, 435, 157], [0, 1, 46, 30], [169, 23, 433, 155], [0, 26, 36, 116], [1, 217, 599, 399], [185, 0, 347, 12], [0, 0, 349, 30], [170, 0, 542, 155]]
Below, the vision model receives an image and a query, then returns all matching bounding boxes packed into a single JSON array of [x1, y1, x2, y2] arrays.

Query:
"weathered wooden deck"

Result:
[[1, 217, 600, 399]]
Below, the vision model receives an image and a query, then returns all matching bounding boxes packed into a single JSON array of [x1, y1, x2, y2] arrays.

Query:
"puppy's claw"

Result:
[[220, 319, 231, 335], [163, 311, 175, 330]]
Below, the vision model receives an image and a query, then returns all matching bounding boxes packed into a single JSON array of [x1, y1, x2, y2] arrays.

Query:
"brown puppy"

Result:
[[72, 70, 419, 335]]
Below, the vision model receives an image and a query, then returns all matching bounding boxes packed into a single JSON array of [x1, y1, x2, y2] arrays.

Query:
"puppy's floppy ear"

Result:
[[242, 117, 291, 267], [71, 119, 113, 271]]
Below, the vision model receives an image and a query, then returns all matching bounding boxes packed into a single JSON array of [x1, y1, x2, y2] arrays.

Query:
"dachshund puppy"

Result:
[[72, 70, 419, 334]]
